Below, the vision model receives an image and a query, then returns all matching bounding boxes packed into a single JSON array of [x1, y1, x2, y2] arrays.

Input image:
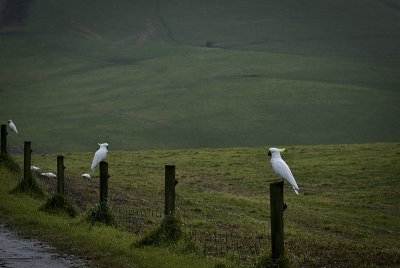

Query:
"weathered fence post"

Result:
[[99, 161, 109, 203], [57, 155, 65, 195], [270, 181, 284, 264], [23, 141, 32, 184], [164, 164, 176, 215], [1, 124, 7, 156]]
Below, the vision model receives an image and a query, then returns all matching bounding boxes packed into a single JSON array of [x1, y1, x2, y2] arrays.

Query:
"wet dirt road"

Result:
[[0, 224, 86, 268]]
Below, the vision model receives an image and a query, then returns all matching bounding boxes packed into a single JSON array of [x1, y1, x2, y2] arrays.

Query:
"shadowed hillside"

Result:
[[0, 0, 32, 27], [0, 0, 399, 152]]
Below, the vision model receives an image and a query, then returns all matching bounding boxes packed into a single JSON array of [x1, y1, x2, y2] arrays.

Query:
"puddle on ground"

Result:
[[0, 224, 87, 268]]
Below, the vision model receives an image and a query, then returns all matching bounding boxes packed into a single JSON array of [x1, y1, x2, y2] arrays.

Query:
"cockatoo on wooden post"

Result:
[[268, 147, 299, 195], [7, 120, 18, 134], [91, 143, 108, 171]]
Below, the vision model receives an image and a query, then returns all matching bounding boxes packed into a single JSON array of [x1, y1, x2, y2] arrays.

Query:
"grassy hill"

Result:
[[0, 0, 400, 152], [1, 143, 400, 267]]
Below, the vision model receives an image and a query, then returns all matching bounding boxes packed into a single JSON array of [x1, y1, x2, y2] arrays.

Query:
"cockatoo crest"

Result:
[[98, 143, 109, 148], [267, 147, 286, 155]]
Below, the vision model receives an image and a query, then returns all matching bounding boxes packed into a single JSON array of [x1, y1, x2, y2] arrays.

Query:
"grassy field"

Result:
[[1, 1, 399, 266], [0, 0, 399, 152], [1, 143, 399, 267], [0, 158, 226, 268]]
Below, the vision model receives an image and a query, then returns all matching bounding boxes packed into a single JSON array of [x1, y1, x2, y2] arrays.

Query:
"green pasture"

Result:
[[0, 0, 399, 152], [3, 143, 399, 267], [0, 168, 222, 268]]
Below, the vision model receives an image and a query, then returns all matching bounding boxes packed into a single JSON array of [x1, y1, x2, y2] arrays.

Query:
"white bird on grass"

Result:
[[30, 165, 40, 172], [7, 120, 18, 134], [91, 143, 109, 171], [82, 173, 91, 180], [268, 147, 299, 195], [41, 172, 57, 179]]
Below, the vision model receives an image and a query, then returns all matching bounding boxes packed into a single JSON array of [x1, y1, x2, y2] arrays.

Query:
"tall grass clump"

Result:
[[40, 193, 78, 218], [255, 253, 290, 268], [135, 214, 182, 247], [11, 174, 45, 198], [0, 154, 21, 173], [2, 156, 45, 198], [86, 201, 116, 226]]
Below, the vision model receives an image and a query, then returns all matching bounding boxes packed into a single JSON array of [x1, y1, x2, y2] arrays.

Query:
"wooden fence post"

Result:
[[57, 155, 65, 195], [23, 141, 32, 184], [164, 164, 176, 215], [99, 161, 109, 203], [1, 124, 7, 156], [270, 181, 284, 264]]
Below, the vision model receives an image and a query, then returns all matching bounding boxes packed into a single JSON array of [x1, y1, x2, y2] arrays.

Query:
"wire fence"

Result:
[[2, 138, 400, 267], [187, 227, 269, 261], [26, 166, 270, 265]]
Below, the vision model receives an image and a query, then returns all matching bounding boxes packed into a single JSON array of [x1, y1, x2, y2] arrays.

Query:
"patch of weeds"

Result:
[[11, 176, 44, 199], [2, 155, 44, 198], [212, 262, 227, 268], [86, 201, 116, 226], [40, 193, 78, 218], [0, 154, 21, 173], [135, 214, 182, 247], [223, 252, 243, 266], [255, 253, 290, 268], [175, 236, 202, 254]]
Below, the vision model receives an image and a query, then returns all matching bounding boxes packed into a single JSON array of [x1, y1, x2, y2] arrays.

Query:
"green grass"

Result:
[[0, 0, 399, 152], [2, 143, 400, 267], [1, 1, 399, 265], [0, 159, 229, 268]]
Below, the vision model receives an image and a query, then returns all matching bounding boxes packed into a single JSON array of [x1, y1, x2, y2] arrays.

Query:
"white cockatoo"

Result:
[[91, 143, 109, 170], [82, 173, 91, 180], [7, 120, 18, 134], [41, 172, 57, 179], [30, 165, 40, 172], [268, 147, 299, 195]]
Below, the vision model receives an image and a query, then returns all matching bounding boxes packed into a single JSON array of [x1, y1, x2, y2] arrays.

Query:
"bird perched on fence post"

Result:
[[7, 120, 18, 134], [268, 147, 299, 195], [91, 143, 109, 170]]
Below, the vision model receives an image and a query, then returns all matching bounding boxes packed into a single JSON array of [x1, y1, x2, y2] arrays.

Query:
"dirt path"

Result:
[[0, 224, 86, 268]]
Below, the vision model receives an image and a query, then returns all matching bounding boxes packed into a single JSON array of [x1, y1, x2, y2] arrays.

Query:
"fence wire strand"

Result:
[[2, 138, 399, 266]]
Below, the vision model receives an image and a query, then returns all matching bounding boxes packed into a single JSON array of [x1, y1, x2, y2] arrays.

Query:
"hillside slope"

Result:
[[0, 0, 399, 152]]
